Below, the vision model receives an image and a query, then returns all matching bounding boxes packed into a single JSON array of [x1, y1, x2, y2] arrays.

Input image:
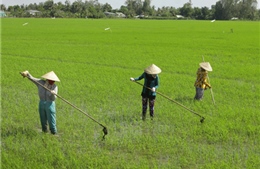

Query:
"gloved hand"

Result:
[[50, 90, 56, 95], [21, 70, 29, 78], [152, 87, 156, 92], [130, 77, 135, 81]]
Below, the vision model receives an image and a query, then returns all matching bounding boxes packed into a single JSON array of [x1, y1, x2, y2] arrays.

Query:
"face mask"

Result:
[[48, 80, 55, 85]]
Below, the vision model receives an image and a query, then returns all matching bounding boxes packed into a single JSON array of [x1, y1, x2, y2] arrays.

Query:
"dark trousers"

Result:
[[194, 87, 204, 100], [142, 96, 155, 120]]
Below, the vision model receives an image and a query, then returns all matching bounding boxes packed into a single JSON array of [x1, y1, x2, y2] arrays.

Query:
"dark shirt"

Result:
[[134, 72, 159, 97]]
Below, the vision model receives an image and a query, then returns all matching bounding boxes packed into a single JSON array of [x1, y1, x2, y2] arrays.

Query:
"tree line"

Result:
[[1, 0, 259, 20]]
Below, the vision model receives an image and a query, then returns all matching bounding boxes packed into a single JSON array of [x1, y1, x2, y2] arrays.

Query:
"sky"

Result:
[[1, 0, 259, 9]]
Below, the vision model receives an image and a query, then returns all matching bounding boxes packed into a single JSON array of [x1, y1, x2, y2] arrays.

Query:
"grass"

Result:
[[1, 18, 260, 168]]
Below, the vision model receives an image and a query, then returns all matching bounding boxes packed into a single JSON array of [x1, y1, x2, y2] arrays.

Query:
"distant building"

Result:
[[27, 10, 41, 16], [176, 15, 184, 19], [104, 12, 125, 18], [135, 15, 144, 18], [115, 12, 126, 18], [0, 10, 6, 17], [231, 17, 238, 20], [104, 12, 116, 17]]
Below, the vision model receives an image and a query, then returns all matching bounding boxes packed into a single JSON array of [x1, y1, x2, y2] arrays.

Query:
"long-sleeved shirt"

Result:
[[194, 68, 211, 89], [27, 73, 58, 101], [134, 72, 159, 97]]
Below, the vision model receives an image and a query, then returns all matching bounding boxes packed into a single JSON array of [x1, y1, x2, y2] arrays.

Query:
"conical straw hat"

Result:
[[199, 62, 213, 71], [144, 64, 162, 74], [41, 71, 60, 82]]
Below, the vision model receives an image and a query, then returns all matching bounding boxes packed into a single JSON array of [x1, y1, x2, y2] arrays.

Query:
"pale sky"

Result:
[[2, 0, 259, 9]]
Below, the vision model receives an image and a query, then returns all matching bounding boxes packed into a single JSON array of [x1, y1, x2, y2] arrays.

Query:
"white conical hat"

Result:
[[41, 71, 60, 82], [199, 62, 213, 71], [144, 64, 162, 74]]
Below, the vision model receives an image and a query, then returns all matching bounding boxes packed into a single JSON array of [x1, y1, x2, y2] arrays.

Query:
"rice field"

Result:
[[1, 18, 259, 168]]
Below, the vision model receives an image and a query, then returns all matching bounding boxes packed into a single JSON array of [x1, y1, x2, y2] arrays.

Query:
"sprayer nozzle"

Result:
[[103, 127, 108, 135], [200, 117, 205, 123]]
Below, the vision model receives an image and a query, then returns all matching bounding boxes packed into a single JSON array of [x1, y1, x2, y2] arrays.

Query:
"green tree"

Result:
[[1, 4, 7, 11], [64, 0, 71, 12], [71, 0, 84, 17], [3, 0, 259, 20], [84, 0, 104, 18], [201, 7, 210, 19], [214, 1, 224, 19], [120, 5, 128, 16], [36, 2, 45, 12], [43, 0, 54, 11], [257, 9, 260, 19], [9, 5, 23, 17], [160, 7, 171, 17], [180, 2, 193, 18], [26, 3, 38, 10], [125, 0, 143, 17], [102, 3, 112, 12], [142, 0, 152, 15], [192, 7, 202, 19], [220, 0, 235, 19], [169, 7, 178, 17], [208, 5, 216, 20], [52, 2, 66, 18], [42, 0, 54, 17], [237, 0, 258, 20], [214, 0, 258, 20]]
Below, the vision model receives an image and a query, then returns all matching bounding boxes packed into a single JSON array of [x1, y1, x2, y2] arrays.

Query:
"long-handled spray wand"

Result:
[[20, 72, 108, 140], [202, 56, 215, 105], [133, 81, 205, 123]]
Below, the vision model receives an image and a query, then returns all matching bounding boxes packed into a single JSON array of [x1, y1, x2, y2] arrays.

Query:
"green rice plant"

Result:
[[1, 18, 259, 168]]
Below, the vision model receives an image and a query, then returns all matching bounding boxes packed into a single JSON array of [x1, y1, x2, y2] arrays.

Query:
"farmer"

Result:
[[194, 62, 212, 101], [130, 64, 161, 120], [20, 70, 60, 135]]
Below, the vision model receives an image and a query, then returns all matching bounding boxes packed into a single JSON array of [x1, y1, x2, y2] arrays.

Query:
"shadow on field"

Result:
[[174, 96, 194, 103], [1, 125, 38, 139]]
